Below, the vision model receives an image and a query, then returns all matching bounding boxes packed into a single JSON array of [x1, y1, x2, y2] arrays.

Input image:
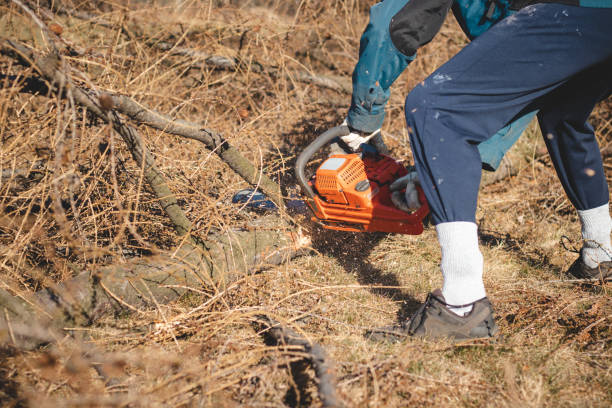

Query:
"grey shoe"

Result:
[[567, 249, 612, 280], [367, 289, 498, 342]]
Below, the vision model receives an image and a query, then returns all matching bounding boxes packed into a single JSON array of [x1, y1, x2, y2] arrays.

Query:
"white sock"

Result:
[[436, 222, 486, 316], [578, 203, 612, 268]]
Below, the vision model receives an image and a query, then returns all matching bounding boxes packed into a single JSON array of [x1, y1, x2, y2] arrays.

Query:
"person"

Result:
[[338, 0, 612, 341]]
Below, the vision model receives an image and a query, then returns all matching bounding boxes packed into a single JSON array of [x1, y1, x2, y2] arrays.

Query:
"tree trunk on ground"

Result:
[[1, 216, 309, 349]]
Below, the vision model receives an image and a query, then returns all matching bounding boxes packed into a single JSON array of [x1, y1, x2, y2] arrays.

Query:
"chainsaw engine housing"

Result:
[[308, 152, 429, 234]]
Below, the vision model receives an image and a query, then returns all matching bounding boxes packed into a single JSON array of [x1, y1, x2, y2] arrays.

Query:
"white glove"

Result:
[[389, 171, 421, 212], [340, 120, 381, 152]]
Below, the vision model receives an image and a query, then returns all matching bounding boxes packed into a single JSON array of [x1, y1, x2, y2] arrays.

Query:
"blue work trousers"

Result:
[[406, 3, 612, 224]]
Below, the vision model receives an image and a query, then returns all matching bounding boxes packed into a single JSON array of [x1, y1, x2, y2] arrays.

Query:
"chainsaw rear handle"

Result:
[[295, 125, 350, 201]]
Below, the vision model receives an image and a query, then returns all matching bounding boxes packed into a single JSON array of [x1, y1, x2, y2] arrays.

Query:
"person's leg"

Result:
[[407, 4, 612, 224], [538, 59, 612, 271], [404, 4, 612, 316]]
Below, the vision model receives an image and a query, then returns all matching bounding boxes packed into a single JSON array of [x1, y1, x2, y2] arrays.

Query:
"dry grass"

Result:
[[0, 0, 611, 407]]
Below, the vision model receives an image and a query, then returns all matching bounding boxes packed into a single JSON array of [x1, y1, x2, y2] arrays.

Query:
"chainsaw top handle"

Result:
[[295, 125, 350, 201]]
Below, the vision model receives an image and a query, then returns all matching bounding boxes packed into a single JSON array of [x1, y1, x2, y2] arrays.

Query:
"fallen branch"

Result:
[[0, 71, 288, 215], [1, 220, 310, 348], [154, 41, 352, 94], [0, 37, 311, 341], [5, 3, 207, 256], [109, 94, 286, 208], [1, 38, 201, 242], [253, 315, 342, 408], [1, 33, 310, 292], [0, 52, 287, 212], [0, 6, 340, 404], [0, 7, 342, 402]]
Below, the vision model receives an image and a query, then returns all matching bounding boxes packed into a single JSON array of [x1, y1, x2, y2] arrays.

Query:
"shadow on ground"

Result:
[[310, 226, 422, 322], [479, 228, 563, 275]]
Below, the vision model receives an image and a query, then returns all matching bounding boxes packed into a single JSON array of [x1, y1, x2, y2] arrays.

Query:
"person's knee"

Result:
[[405, 82, 477, 156]]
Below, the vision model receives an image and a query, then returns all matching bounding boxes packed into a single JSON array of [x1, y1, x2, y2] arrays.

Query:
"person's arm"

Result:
[[347, 0, 453, 133]]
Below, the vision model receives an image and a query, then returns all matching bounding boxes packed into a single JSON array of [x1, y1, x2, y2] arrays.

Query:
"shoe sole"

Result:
[[365, 329, 499, 344]]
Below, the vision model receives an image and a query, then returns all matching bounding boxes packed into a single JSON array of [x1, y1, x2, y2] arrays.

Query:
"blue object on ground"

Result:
[[232, 189, 278, 211], [232, 189, 308, 213]]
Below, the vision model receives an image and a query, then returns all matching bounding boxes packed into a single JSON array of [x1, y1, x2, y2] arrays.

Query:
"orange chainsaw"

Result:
[[295, 126, 429, 234]]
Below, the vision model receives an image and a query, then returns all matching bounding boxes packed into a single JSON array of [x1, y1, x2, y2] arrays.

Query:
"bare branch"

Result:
[[154, 41, 352, 93], [1, 39, 206, 248], [253, 315, 343, 408], [0, 50, 287, 212], [109, 94, 286, 208]]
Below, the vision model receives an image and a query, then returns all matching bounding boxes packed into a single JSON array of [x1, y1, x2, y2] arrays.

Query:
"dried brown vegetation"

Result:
[[0, 0, 611, 407]]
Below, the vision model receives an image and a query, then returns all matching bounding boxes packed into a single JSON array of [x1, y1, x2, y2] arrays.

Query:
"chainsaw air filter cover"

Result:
[[308, 153, 429, 234]]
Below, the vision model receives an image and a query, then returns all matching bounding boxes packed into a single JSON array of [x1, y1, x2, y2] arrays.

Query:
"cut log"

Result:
[[1, 219, 310, 349]]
